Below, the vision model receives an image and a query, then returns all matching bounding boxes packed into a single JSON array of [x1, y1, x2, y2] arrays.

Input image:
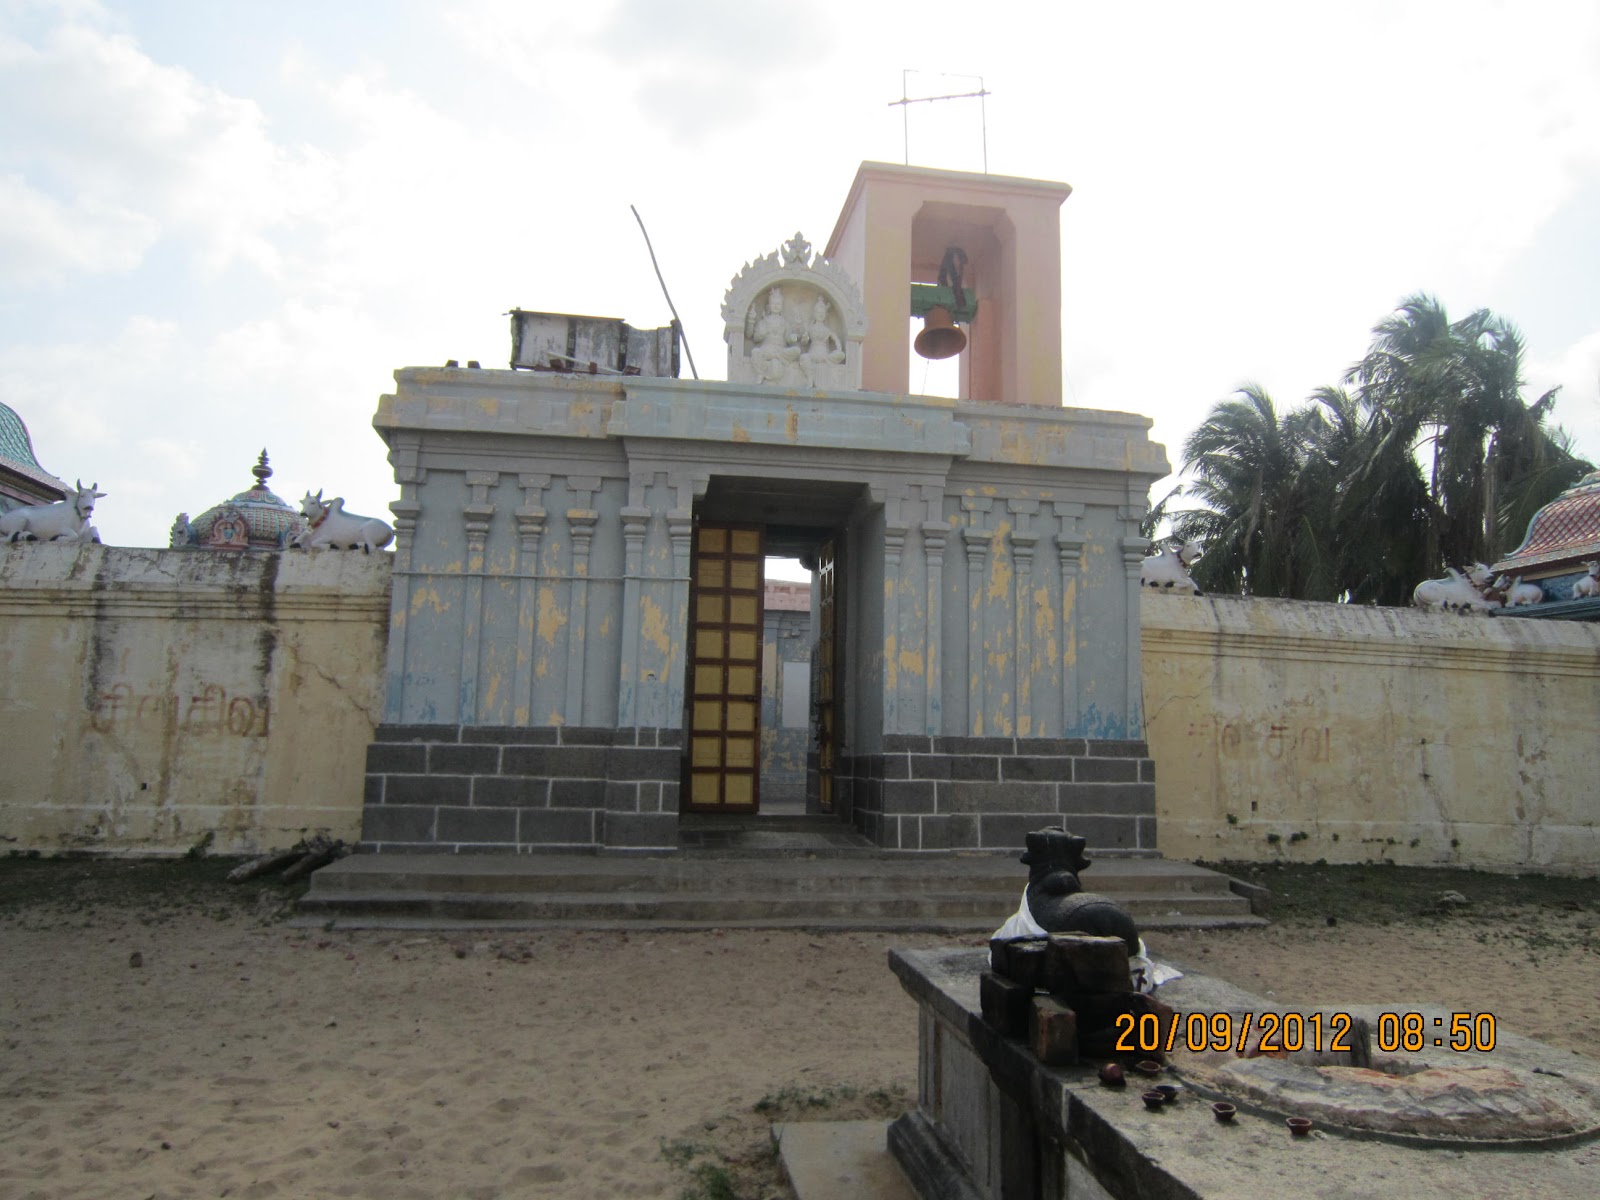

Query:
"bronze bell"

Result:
[[914, 305, 967, 360]]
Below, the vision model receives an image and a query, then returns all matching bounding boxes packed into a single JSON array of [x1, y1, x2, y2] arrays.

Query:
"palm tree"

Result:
[[1171, 384, 1338, 598], [1161, 296, 1593, 606], [1345, 294, 1590, 572]]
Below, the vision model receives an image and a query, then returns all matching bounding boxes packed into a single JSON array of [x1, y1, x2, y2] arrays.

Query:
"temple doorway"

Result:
[[687, 478, 862, 819]]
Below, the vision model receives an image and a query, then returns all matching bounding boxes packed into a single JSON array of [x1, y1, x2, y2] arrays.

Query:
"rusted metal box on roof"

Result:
[[508, 310, 680, 377]]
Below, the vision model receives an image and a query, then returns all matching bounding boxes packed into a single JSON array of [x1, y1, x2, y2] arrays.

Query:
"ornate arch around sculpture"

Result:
[[721, 232, 867, 391]]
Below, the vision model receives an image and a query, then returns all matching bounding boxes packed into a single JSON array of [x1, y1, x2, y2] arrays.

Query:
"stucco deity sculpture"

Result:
[[0, 480, 104, 544], [723, 233, 866, 390], [800, 295, 846, 384], [747, 287, 802, 386]]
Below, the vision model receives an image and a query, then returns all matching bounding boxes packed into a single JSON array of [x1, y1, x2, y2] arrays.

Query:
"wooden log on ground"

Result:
[[226, 844, 307, 883], [279, 838, 345, 882]]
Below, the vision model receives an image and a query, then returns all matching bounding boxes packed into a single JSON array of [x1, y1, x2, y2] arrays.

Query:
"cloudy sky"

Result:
[[3, 0, 1598, 552]]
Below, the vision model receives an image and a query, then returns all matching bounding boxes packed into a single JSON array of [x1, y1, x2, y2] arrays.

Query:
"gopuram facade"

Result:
[[360, 163, 1171, 854]]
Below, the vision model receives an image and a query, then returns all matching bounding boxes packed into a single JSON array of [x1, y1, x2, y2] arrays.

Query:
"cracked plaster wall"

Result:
[[0, 543, 390, 855], [1142, 593, 1600, 873]]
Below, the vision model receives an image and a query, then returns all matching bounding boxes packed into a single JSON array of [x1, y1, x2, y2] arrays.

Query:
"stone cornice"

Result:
[[1142, 593, 1600, 679]]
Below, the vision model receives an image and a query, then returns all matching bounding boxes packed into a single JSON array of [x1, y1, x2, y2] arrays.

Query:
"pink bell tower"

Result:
[[824, 161, 1072, 406]]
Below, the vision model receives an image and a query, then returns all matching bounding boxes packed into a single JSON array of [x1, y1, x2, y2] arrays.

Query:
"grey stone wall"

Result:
[[843, 735, 1157, 853], [363, 723, 681, 852]]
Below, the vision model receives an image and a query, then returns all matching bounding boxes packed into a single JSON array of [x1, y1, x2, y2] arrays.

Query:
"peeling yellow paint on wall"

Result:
[[785, 406, 799, 441], [731, 422, 750, 443], [537, 586, 568, 644], [885, 632, 897, 689], [987, 527, 1012, 600], [899, 647, 924, 678], [639, 597, 669, 654], [410, 586, 448, 615], [1033, 586, 1053, 639]]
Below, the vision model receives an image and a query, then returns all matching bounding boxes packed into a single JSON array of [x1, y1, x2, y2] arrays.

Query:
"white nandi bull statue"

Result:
[[0, 480, 105, 544], [291, 490, 394, 553], [1140, 539, 1203, 594], [1494, 575, 1545, 607], [1412, 566, 1496, 613], [1573, 561, 1600, 601]]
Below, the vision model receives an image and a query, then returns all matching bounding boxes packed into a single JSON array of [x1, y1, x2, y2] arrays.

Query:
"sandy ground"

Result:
[[3, 908, 1597, 1199]]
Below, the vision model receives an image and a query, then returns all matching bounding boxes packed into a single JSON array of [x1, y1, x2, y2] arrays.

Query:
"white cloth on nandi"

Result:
[[990, 889, 1181, 994], [291, 491, 394, 553], [0, 481, 105, 543], [1139, 540, 1202, 594], [1412, 566, 1495, 612]]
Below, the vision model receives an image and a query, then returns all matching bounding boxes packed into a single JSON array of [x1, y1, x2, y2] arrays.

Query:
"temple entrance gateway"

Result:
[[358, 161, 1171, 855]]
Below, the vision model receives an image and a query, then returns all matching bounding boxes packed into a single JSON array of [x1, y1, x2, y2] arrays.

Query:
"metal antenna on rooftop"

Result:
[[630, 204, 699, 380], [888, 70, 991, 173]]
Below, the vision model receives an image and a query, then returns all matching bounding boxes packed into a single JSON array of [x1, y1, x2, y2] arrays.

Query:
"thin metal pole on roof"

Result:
[[888, 71, 991, 173], [629, 204, 699, 380]]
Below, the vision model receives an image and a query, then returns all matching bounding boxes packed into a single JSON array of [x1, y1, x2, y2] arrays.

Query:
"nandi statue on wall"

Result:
[[0, 480, 105, 544], [291, 490, 393, 553], [1573, 562, 1600, 600], [1411, 566, 1496, 613], [1140, 540, 1202, 594]]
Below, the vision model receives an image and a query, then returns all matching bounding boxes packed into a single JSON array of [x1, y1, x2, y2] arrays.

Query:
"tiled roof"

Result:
[[0, 402, 67, 491], [1493, 471, 1600, 572]]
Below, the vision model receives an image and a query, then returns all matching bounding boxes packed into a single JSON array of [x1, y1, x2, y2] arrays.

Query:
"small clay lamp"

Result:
[[1134, 1060, 1163, 1077], [1154, 1084, 1179, 1104], [1211, 1102, 1236, 1123], [1286, 1116, 1313, 1136], [1098, 1062, 1126, 1087], [1141, 1090, 1167, 1111]]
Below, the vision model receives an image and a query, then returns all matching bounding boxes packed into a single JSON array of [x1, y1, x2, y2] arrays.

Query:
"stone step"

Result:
[[296, 851, 1263, 931], [304, 854, 1238, 898], [295, 887, 1259, 930]]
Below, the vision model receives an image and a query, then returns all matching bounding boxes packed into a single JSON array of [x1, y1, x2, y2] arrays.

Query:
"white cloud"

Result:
[[0, 21, 333, 282], [0, 171, 156, 281]]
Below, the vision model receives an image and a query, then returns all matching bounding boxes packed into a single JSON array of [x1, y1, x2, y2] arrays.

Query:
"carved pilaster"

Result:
[[1054, 501, 1086, 736], [1009, 499, 1039, 736], [921, 519, 948, 734], [463, 471, 499, 563], [513, 474, 550, 724], [618, 505, 653, 726], [565, 509, 600, 723], [961, 497, 993, 736], [458, 471, 500, 722]]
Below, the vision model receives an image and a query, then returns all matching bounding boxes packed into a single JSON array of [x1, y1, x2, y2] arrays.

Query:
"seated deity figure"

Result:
[[799, 294, 846, 384], [747, 287, 801, 385]]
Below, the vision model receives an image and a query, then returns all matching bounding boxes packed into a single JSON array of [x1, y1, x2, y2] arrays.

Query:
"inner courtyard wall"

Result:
[[1142, 593, 1600, 873], [4, 545, 1595, 870], [0, 543, 388, 854]]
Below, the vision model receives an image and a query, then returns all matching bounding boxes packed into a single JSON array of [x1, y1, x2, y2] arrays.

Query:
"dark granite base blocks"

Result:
[[361, 724, 682, 852], [846, 735, 1158, 853]]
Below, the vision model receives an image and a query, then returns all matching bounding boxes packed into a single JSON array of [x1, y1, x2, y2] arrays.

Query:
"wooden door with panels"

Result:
[[687, 524, 764, 812]]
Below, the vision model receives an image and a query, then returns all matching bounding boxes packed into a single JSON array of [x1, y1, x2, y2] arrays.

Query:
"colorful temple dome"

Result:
[[174, 450, 307, 550], [0, 401, 68, 509], [1493, 469, 1600, 574]]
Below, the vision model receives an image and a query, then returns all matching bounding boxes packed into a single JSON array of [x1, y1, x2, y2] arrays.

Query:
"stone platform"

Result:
[[889, 947, 1600, 1200]]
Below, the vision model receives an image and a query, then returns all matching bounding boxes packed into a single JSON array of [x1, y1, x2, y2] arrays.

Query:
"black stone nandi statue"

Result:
[[993, 826, 1140, 953]]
